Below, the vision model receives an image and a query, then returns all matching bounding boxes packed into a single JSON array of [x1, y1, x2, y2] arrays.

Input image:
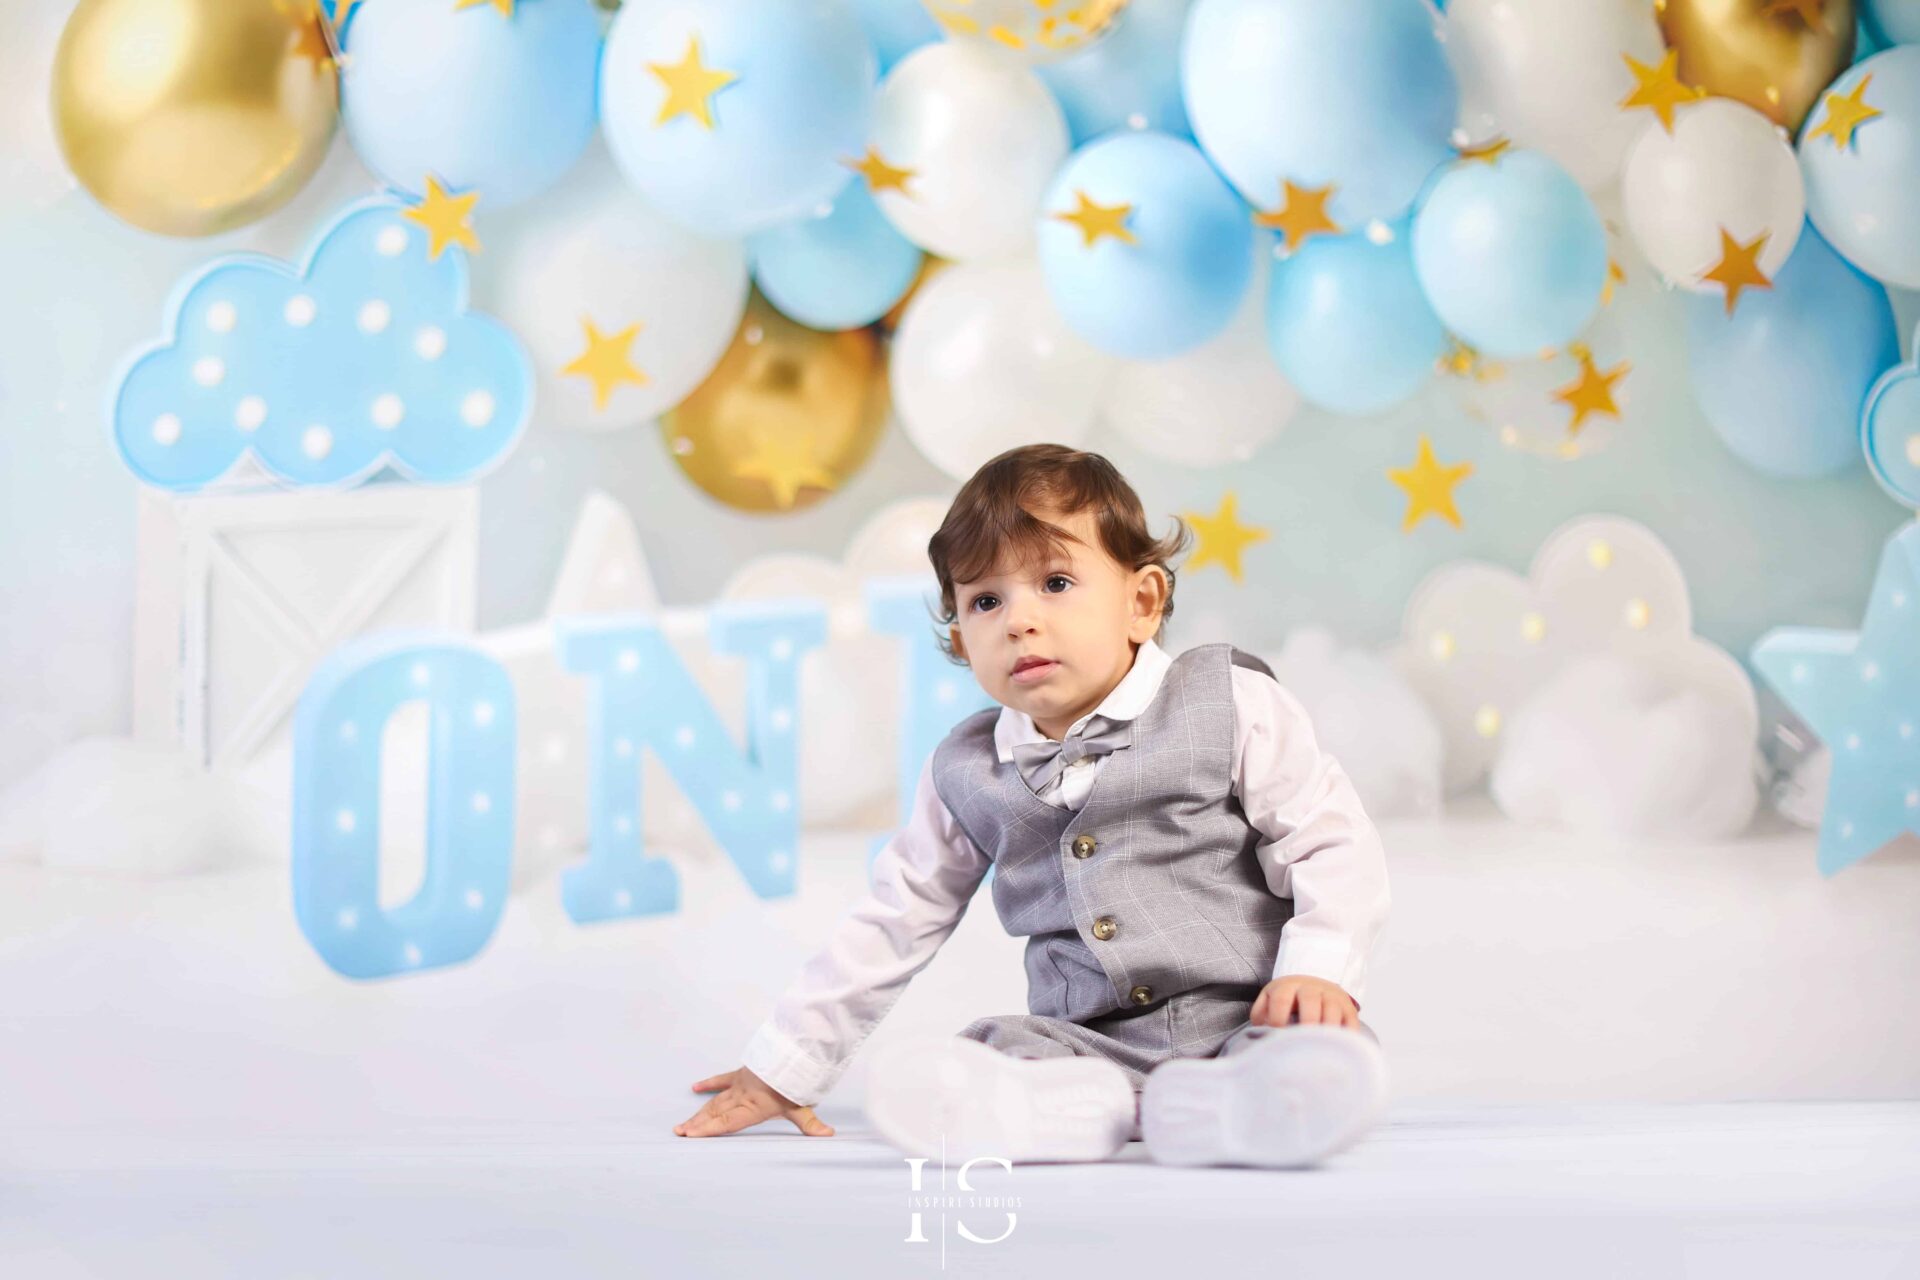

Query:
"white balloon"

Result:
[[843, 497, 951, 577], [1620, 99, 1803, 292], [1100, 253, 1297, 466], [1444, 0, 1663, 191], [891, 257, 1118, 480], [479, 143, 748, 431], [869, 42, 1070, 261]]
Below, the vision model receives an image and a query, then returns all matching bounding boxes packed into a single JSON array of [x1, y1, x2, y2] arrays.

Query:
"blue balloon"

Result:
[[600, 0, 877, 238], [1182, 0, 1456, 225], [1863, 0, 1920, 46], [1864, 330, 1920, 507], [1036, 130, 1253, 359], [1037, 0, 1193, 145], [1685, 222, 1899, 479], [1800, 45, 1920, 290], [850, 0, 941, 72], [749, 183, 922, 330], [1265, 223, 1446, 415], [341, 0, 601, 207], [1411, 149, 1607, 359]]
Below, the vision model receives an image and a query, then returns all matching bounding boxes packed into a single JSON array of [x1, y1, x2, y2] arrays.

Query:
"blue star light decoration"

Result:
[[1752, 522, 1920, 873], [111, 195, 531, 491]]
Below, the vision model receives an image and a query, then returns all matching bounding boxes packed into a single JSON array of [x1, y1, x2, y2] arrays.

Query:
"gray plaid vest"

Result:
[[930, 642, 1294, 1023]]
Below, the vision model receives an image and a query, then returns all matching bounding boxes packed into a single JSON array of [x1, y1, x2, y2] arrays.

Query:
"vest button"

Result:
[[1129, 985, 1153, 1006], [1070, 834, 1097, 858], [1092, 915, 1117, 941]]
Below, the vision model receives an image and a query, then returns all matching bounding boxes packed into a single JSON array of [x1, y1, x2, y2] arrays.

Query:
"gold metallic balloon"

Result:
[[662, 292, 889, 515], [52, 0, 340, 237], [1655, 0, 1855, 132]]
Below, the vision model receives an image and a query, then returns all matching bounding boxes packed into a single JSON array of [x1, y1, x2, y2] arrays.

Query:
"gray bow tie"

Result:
[[1011, 715, 1133, 798]]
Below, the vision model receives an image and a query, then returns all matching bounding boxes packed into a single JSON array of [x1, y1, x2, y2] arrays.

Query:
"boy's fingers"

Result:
[[790, 1108, 835, 1137], [1297, 990, 1322, 1024], [691, 1075, 729, 1093]]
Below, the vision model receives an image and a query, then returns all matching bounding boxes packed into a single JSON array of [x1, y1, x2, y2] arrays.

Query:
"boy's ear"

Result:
[[948, 625, 968, 663], [1128, 565, 1170, 642]]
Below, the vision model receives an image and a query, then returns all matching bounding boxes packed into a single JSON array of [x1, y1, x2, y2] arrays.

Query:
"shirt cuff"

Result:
[[739, 1020, 842, 1109], [1272, 935, 1356, 996]]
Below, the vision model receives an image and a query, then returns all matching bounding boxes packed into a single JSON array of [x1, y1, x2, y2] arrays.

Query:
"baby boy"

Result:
[[674, 443, 1391, 1167]]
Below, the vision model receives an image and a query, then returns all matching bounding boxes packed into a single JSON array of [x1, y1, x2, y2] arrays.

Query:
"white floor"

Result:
[[6, 1104, 1919, 1279]]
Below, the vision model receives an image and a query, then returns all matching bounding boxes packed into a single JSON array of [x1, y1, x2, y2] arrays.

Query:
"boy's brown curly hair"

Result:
[[925, 443, 1192, 664]]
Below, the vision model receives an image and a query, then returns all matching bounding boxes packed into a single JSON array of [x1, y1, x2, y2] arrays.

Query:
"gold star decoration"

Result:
[[1253, 179, 1341, 253], [1051, 190, 1137, 248], [1181, 492, 1270, 583], [1765, 0, 1829, 31], [1438, 337, 1506, 383], [1620, 50, 1706, 133], [843, 146, 915, 196], [1387, 435, 1473, 532], [730, 428, 838, 509], [1550, 345, 1631, 434], [287, 0, 338, 67], [1701, 227, 1773, 314], [649, 34, 738, 129], [1806, 75, 1883, 151], [454, 0, 516, 15], [1456, 135, 1512, 165], [403, 174, 481, 260], [561, 318, 650, 411], [1600, 256, 1627, 307]]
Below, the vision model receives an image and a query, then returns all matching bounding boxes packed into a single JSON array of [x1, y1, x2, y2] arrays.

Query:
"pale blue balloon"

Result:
[[600, 0, 877, 238], [1863, 329, 1920, 507], [1182, 0, 1456, 225], [1686, 222, 1898, 479], [1863, 0, 1920, 45], [1800, 46, 1920, 290], [851, 0, 941, 71], [749, 183, 922, 330], [1037, 0, 1193, 145], [1411, 149, 1607, 359], [1265, 223, 1446, 415], [341, 0, 601, 207], [1036, 131, 1252, 359]]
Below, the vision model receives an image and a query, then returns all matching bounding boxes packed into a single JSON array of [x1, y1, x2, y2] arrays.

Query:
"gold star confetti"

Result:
[[561, 318, 650, 411], [1600, 256, 1627, 307], [1550, 345, 1630, 434], [1387, 435, 1473, 532], [1806, 75, 1883, 151], [730, 428, 839, 509], [843, 146, 915, 196], [1051, 190, 1137, 247], [454, 0, 515, 14], [1701, 227, 1773, 314], [1456, 135, 1512, 165], [649, 34, 738, 129], [1181, 491, 1269, 583], [930, 8, 980, 35], [1253, 179, 1341, 253], [403, 174, 480, 260], [1439, 337, 1507, 382], [1620, 50, 1705, 133]]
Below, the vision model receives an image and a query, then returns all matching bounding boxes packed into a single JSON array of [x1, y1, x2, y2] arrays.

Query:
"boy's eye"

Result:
[[1045, 575, 1072, 592], [969, 594, 998, 612]]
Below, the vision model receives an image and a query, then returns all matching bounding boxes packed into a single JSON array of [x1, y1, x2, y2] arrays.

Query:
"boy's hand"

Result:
[[673, 1065, 836, 1138], [1251, 975, 1359, 1029]]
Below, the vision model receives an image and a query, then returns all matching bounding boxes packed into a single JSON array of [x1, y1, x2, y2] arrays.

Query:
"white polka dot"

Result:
[[1907, 790, 1919, 810], [339, 721, 358, 743], [935, 681, 957, 703], [472, 701, 495, 728], [403, 943, 422, 966], [770, 707, 792, 732], [336, 809, 357, 833], [1862, 661, 1881, 681], [235, 396, 267, 432], [152, 413, 181, 446], [285, 295, 317, 326], [617, 649, 641, 674], [1903, 723, 1915, 740], [193, 356, 225, 387], [302, 425, 332, 460], [770, 790, 791, 812], [358, 299, 391, 334], [1126, 112, 1147, 130], [675, 725, 695, 748], [771, 638, 793, 660], [205, 300, 236, 333], [414, 326, 446, 360], [376, 225, 409, 257], [337, 907, 359, 930], [770, 850, 790, 872], [471, 791, 492, 815], [461, 390, 495, 428], [371, 394, 404, 429], [614, 737, 633, 757], [1845, 733, 1862, 750], [1840, 820, 1856, 839], [465, 887, 485, 910], [614, 889, 634, 910], [1365, 219, 1393, 244], [1791, 663, 1809, 683], [722, 790, 742, 810], [615, 814, 633, 835], [411, 662, 432, 687]]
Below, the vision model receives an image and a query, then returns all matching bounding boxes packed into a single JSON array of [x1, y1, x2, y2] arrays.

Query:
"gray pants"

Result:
[[957, 982, 1381, 1141]]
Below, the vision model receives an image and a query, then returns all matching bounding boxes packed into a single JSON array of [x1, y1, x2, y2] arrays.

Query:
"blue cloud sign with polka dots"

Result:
[[111, 195, 532, 491], [1752, 523, 1920, 874]]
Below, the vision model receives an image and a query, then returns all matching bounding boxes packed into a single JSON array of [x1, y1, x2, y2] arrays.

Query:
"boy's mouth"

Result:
[[1010, 657, 1059, 684]]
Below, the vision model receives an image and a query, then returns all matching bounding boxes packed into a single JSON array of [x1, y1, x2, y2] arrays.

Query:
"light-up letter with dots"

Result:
[[112, 195, 531, 491], [864, 574, 997, 873], [555, 599, 828, 923], [292, 634, 517, 980]]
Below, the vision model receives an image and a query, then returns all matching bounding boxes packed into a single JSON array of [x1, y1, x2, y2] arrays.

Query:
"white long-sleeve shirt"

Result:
[[738, 636, 1391, 1107]]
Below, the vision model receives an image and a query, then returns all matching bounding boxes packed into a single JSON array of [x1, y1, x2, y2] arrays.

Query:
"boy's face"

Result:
[[947, 504, 1168, 741]]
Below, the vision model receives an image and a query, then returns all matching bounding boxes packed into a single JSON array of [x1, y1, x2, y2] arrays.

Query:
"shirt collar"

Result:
[[994, 637, 1173, 764]]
